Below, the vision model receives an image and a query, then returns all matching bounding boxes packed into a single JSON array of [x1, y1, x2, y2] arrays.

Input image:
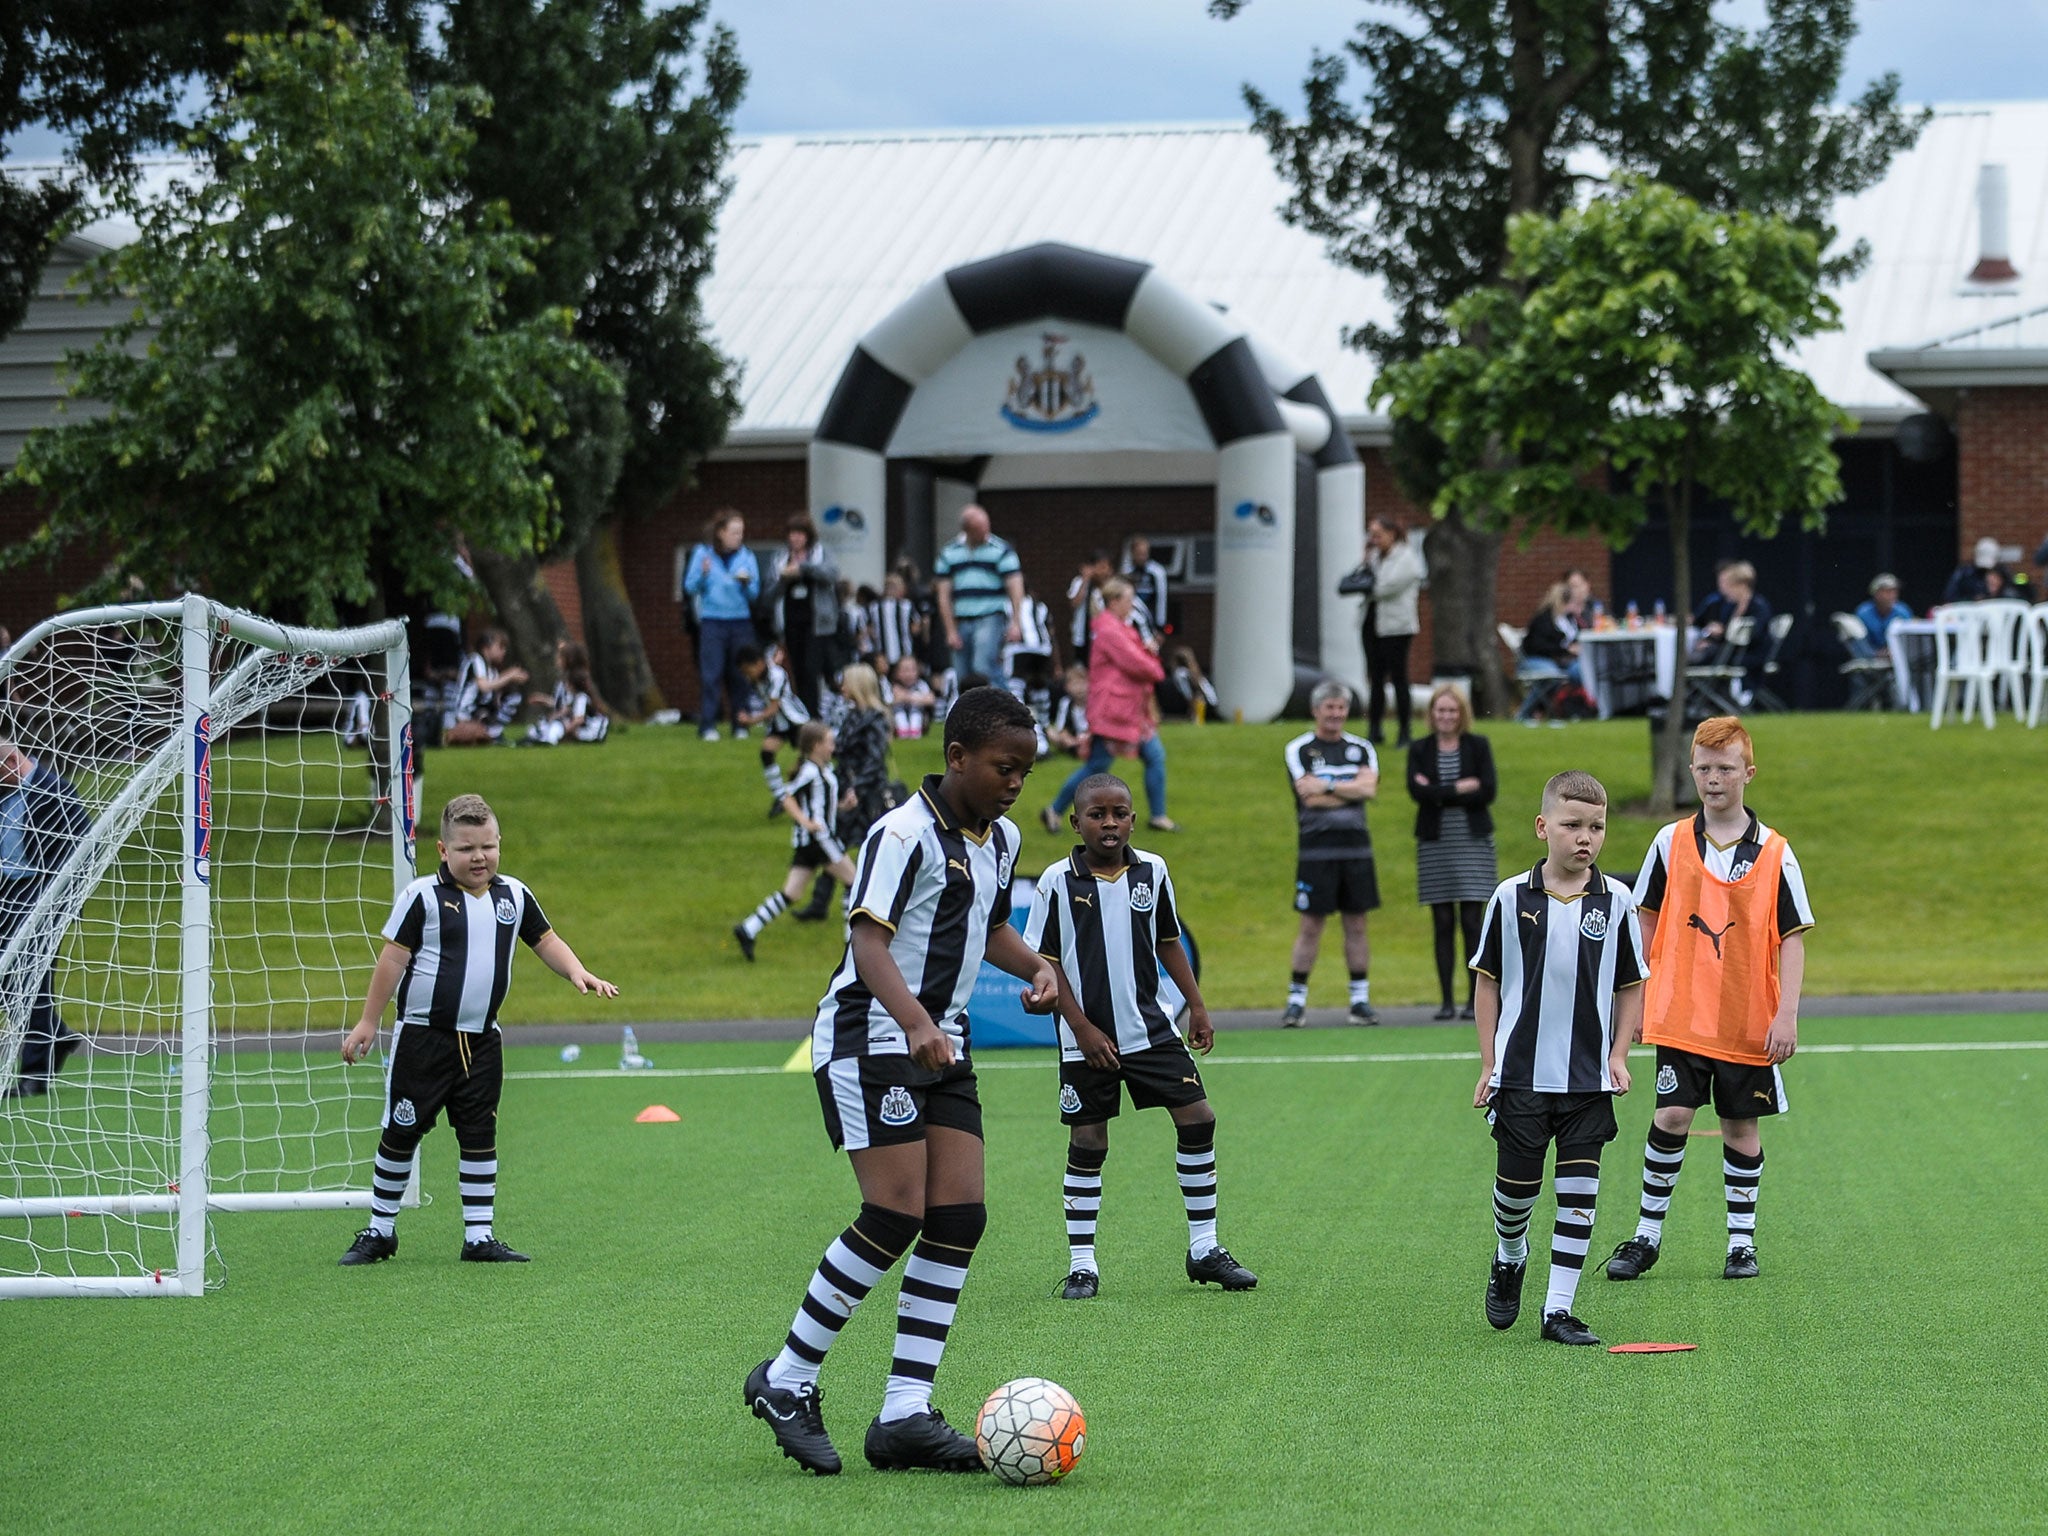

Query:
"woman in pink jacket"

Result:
[[1039, 579, 1179, 833]]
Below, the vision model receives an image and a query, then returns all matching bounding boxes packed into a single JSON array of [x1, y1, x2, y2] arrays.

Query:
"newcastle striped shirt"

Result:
[[811, 775, 1018, 1067], [1025, 845, 1184, 1060], [784, 759, 844, 857], [383, 864, 553, 1032], [1471, 863, 1648, 1093]]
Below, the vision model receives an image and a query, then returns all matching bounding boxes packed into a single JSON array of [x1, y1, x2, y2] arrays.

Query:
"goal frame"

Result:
[[0, 593, 414, 1296]]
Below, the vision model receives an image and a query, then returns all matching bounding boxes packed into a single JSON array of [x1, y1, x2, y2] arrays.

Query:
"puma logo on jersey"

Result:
[[1073, 891, 1092, 906], [1753, 1089, 1775, 1102], [947, 858, 970, 875], [1520, 910, 1538, 925], [1687, 913, 1734, 958]]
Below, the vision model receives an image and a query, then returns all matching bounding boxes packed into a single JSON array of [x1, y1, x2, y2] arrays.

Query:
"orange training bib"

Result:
[[1642, 826, 1785, 1067]]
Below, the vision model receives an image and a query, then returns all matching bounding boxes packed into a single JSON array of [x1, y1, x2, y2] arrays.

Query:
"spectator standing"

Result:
[[0, 737, 89, 1096], [1040, 579, 1176, 834], [766, 513, 841, 715], [682, 510, 760, 742], [934, 504, 1026, 682], [1853, 575, 1912, 653], [1361, 516, 1425, 747], [1066, 551, 1111, 664], [1124, 537, 1170, 633], [866, 572, 924, 669], [1407, 686, 1497, 1021]]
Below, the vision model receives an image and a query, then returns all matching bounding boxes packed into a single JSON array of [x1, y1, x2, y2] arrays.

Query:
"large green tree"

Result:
[[5, 11, 611, 624], [429, 0, 745, 714], [0, 3, 421, 339], [1376, 180, 1850, 810], [1213, 0, 1921, 711]]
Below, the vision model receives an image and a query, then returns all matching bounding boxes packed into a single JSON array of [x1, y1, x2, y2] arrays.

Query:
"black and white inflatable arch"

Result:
[[808, 242, 1365, 723]]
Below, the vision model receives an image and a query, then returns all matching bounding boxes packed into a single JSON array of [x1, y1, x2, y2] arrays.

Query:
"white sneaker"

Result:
[[735, 726, 750, 739], [699, 728, 720, 742]]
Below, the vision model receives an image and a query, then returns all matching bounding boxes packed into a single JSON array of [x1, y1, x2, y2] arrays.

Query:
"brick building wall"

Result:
[[0, 486, 109, 639], [1955, 385, 2048, 561]]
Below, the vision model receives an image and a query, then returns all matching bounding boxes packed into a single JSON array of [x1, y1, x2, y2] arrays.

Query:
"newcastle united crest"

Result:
[[1001, 332, 1099, 433]]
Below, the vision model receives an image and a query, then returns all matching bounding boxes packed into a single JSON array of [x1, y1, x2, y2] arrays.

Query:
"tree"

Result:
[[0, 3, 421, 340], [430, 0, 745, 713], [1213, 0, 1921, 712], [5, 10, 613, 626], [1375, 179, 1851, 811]]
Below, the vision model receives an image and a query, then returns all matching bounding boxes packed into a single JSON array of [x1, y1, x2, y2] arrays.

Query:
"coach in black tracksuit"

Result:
[[0, 738, 90, 1095]]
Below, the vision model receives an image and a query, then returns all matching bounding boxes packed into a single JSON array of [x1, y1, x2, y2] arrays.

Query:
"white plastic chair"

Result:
[[1928, 607, 1994, 730], [1976, 599, 2030, 718], [2024, 605, 2048, 727]]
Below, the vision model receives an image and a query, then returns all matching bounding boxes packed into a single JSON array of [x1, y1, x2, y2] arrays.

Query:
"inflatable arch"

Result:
[[808, 241, 1364, 722]]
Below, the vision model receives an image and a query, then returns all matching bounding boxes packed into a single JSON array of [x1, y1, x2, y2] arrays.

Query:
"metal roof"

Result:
[[10, 103, 2048, 463]]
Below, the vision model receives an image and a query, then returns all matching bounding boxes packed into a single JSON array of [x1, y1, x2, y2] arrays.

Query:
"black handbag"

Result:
[[1337, 564, 1377, 598]]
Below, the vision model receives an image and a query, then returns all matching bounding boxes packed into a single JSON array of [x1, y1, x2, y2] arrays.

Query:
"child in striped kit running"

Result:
[[1469, 771, 1646, 1346]]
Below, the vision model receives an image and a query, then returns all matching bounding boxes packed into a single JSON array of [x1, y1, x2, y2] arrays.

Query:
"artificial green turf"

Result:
[[413, 710, 2048, 1021], [5, 1015, 2043, 1532]]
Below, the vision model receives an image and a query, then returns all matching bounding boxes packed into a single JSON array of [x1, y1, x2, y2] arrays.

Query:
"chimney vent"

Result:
[[1968, 163, 2019, 284]]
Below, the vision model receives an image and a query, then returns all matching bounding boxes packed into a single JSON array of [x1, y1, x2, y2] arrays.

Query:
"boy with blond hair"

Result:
[[1606, 717, 1813, 1283]]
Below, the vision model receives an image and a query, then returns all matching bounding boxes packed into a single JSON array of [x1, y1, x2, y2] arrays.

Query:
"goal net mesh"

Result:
[[0, 602, 406, 1289]]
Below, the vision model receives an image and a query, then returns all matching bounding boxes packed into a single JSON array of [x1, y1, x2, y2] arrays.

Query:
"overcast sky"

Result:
[[6, 0, 2044, 159], [715, 0, 2048, 136]]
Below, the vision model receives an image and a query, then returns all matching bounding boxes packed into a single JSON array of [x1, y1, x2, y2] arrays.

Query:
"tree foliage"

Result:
[[1375, 178, 1851, 806], [6, 11, 613, 624], [0, 2, 420, 338], [1214, 0, 1923, 708]]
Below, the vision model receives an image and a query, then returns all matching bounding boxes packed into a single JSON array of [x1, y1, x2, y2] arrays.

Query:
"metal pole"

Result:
[[175, 593, 213, 1293]]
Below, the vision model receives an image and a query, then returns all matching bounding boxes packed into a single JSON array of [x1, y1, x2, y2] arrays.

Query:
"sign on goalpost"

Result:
[[0, 594, 414, 1297]]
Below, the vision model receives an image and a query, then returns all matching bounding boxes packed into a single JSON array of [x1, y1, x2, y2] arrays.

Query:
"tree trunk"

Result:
[[471, 548, 566, 697], [1652, 476, 1694, 817], [1421, 511, 1512, 715], [576, 520, 664, 718]]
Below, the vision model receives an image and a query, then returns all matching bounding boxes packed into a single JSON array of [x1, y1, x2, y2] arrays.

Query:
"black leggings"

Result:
[[1364, 631, 1413, 741], [1431, 901, 1485, 1008]]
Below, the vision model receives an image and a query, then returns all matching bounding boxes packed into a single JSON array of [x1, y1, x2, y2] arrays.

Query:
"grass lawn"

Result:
[[4, 1014, 2043, 1532], [410, 710, 2047, 1022]]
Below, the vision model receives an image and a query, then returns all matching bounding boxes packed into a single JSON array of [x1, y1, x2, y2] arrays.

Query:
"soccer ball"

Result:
[[975, 1377, 1086, 1486]]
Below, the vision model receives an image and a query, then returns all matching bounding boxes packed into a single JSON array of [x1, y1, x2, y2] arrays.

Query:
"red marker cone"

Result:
[[634, 1105, 680, 1123]]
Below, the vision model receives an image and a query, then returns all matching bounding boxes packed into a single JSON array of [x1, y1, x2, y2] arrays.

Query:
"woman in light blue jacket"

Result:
[[683, 510, 760, 741]]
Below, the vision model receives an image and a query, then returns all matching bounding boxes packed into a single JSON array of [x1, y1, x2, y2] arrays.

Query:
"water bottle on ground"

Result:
[[620, 1026, 650, 1071]]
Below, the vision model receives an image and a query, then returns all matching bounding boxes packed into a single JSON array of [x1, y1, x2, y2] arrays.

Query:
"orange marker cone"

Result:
[[634, 1105, 681, 1123]]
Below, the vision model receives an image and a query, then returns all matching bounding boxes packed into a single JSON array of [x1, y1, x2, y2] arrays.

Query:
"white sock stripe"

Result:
[[1553, 1175, 1600, 1197], [457, 1159, 498, 1175], [822, 1238, 890, 1291], [889, 1336, 949, 1368], [901, 1254, 969, 1290], [458, 1180, 495, 1197]]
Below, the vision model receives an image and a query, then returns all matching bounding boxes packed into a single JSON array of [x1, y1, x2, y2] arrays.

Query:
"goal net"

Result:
[[0, 595, 413, 1296]]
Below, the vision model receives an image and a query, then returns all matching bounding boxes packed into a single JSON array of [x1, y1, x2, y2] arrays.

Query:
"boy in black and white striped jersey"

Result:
[[745, 688, 1058, 1478], [337, 794, 617, 1267], [1025, 773, 1256, 1300], [1469, 770, 1646, 1346], [735, 644, 812, 804], [732, 722, 859, 961]]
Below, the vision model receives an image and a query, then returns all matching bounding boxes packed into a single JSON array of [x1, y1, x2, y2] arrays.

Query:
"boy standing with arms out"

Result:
[[1280, 680, 1380, 1028], [1026, 774, 1256, 1301], [732, 721, 859, 961], [337, 795, 617, 1265], [1607, 717, 1812, 1283], [1471, 771, 1645, 1346], [745, 689, 1058, 1477]]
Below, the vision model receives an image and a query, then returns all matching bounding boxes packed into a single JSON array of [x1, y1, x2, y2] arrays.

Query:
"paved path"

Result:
[[492, 990, 2048, 1048]]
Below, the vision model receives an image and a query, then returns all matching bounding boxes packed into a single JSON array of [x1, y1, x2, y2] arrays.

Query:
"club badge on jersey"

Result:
[[878, 1086, 917, 1127], [1060, 1084, 1082, 1114], [495, 896, 516, 924]]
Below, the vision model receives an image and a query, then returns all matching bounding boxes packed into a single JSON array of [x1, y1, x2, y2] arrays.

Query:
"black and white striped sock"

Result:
[[457, 1142, 496, 1242], [1636, 1125, 1689, 1243], [1725, 1146, 1764, 1252], [761, 749, 786, 800], [1063, 1144, 1107, 1274], [881, 1202, 986, 1423], [1177, 1123, 1219, 1257], [766, 1202, 921, 1392], [1493, 1151, 1541, 1264], [368, 1135, 416, 1238], [1544, 1155, 1601, 1316], [741, 892, 788, 938]]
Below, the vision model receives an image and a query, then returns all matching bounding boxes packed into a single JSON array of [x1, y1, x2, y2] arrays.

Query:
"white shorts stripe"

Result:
[[827, 1058, 871, 1151]]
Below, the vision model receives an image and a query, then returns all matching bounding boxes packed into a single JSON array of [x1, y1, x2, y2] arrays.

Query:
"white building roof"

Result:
[[9, 103, 2048, 463]]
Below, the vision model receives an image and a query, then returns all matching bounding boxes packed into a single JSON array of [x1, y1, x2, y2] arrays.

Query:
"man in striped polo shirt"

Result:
[[933, 505, 1026, 683], [745, 688, 1058, 1478], [337, 794, 617, 1266], [1469, 770, 1646, 1347]]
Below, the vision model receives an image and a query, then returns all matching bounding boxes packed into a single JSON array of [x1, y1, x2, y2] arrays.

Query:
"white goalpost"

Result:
[[0, 594, 414, 1296]]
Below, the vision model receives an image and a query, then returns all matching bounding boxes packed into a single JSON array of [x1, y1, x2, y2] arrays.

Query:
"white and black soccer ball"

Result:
[[975, 1376, 1086, 1487]]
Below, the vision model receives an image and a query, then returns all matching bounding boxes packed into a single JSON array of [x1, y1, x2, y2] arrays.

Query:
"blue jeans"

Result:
[[1052, 733, 1166, 820], [696, 616, 756, 731], [956, 612, 1009, 682]]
